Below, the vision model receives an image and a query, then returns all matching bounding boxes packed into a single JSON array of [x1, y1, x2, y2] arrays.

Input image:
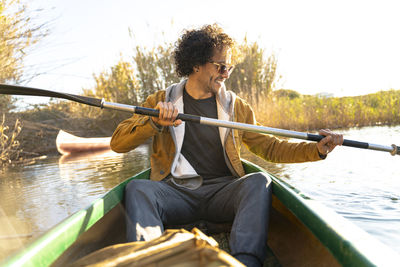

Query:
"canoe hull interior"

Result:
[[52, 195, 339, 267], [52, 203, 126, 266]]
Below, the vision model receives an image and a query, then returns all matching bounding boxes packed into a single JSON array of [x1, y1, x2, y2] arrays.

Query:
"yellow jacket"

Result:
[[111, 80, 322, 189]]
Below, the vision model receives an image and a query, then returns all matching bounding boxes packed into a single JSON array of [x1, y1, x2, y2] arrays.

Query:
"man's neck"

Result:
[[185, 78, 213, 100]]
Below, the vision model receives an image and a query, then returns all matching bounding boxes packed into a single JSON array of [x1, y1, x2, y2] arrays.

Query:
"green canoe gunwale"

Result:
[[2, 159, 399, 267]]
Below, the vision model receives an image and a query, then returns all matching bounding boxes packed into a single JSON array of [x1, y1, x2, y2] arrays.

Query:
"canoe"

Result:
[[2, 160, 399, 267], [56, 130, 111, 155]]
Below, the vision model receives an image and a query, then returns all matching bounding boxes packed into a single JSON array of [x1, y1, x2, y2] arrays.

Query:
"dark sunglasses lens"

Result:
[[219, 65, 227, 74]]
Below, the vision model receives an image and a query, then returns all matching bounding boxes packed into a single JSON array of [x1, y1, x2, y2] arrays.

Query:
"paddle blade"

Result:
[[0, 84, 103, 108]]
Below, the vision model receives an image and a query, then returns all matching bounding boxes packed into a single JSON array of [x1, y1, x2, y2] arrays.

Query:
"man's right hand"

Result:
[[152, 101, 183, 127]]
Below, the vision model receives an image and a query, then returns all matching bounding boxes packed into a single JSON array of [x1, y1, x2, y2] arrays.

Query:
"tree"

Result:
[[74, 58, 140, 126], [226, 39, 280, 106], [0, 0, 48, 165], [85, 58, 140, 106], [134, 43, 181, 101], [0, 0, 48, 112]]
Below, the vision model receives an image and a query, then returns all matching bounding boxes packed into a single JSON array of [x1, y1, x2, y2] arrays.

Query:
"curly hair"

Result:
[[173, 24, 237, 77]]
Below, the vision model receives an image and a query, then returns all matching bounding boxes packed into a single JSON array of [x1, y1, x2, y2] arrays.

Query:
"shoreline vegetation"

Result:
[[1, 88, 399, 167], [255, 89, 400, 131]]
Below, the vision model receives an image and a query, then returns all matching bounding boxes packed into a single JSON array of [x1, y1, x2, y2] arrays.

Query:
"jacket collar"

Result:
[[166, 79, 235, 120]]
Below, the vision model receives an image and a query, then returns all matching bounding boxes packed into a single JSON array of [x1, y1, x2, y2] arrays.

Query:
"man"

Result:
[[110, 24, 343, 267]]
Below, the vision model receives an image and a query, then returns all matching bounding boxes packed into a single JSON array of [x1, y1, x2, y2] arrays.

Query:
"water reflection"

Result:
[[245, 125, 400, 253], [0, 145, 150, 261]]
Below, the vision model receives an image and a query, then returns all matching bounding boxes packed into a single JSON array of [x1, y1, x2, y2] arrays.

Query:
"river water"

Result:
[[0, 125, 399, 261]]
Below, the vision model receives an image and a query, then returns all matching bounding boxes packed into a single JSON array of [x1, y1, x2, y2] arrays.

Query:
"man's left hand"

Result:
[[317, 129, 344, 156]]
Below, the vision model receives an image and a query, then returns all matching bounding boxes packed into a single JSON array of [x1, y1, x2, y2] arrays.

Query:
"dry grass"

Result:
[[0, 114, 22, 167], [252, 89, 400, 131]]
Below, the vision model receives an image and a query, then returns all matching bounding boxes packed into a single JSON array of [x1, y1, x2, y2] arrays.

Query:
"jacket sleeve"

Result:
[[238, 99, 322, 163], [110, 90, 165, 153]]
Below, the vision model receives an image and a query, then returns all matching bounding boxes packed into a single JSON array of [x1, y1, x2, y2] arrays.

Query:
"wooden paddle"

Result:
[[1, 83, 399, 156]]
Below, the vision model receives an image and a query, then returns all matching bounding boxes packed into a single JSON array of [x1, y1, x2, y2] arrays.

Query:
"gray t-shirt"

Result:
[[181, 89, 232, 179]]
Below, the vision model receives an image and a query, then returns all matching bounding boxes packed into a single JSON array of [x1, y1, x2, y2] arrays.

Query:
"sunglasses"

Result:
[[209, 61, 235, 74]]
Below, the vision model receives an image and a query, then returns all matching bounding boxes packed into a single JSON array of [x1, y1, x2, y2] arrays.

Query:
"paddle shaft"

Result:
[[1, 83, 399, 156]]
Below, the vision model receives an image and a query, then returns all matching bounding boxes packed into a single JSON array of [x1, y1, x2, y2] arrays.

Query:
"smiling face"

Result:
[[188, 47, 233, 98]]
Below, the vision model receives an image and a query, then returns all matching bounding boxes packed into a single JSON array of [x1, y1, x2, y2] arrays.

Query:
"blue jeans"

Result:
[[125, 172, 272, 266]]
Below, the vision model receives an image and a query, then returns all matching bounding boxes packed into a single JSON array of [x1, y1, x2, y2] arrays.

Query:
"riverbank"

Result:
[[3, 107, 130, 159], [1, 115, 120, 168]]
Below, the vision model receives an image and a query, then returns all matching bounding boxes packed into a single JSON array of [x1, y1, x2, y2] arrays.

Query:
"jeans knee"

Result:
[[245, 172, 272, 189], [239, 172, 271, 200]]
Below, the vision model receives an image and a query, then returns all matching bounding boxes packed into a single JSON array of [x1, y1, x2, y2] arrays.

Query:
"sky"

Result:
[[18, 0, 400, 106]]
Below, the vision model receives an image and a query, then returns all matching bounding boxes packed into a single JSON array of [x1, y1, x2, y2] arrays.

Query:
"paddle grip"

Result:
[[306, 134, 324, 142], [307, 134, 369, 149], [134, 106, 201, 123]]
